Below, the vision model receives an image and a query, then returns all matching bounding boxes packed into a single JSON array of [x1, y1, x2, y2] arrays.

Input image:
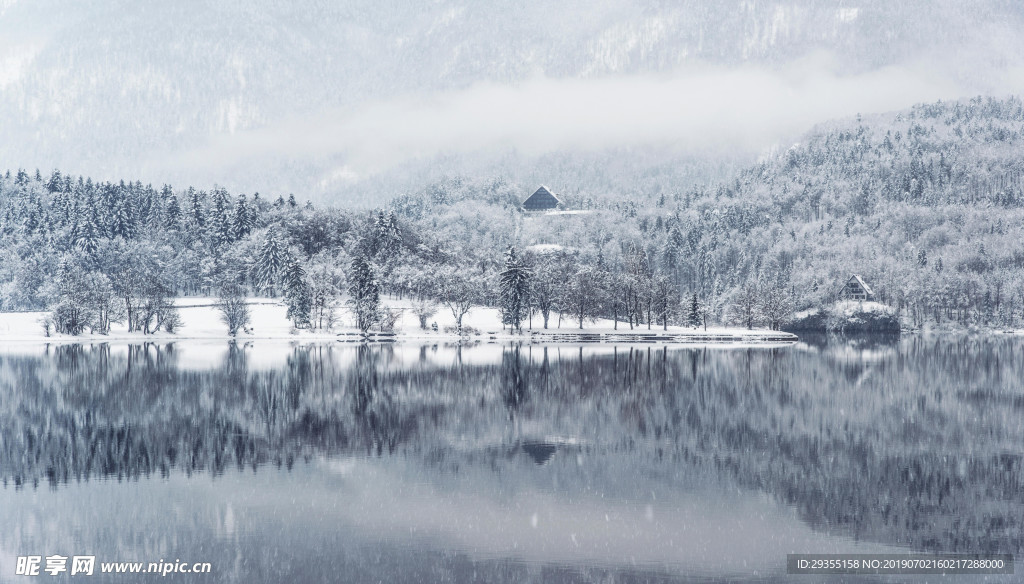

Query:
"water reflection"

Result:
[[0, 337, 1023, 582]]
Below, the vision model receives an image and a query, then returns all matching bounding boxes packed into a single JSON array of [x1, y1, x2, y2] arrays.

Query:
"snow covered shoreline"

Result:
[[0, 297, 797, 345]]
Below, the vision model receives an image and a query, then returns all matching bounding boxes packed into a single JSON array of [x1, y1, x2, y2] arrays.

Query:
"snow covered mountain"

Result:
[[2, 0, 1024, 204]]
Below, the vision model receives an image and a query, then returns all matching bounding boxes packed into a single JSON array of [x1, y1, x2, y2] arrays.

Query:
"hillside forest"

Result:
[[2, 97, 1024, 336]]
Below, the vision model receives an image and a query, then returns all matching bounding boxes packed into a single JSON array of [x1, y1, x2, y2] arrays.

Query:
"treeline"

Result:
[[380, 97, 1024, 332], [0, 170, 707, 335], [5, 96, 1024, 333]]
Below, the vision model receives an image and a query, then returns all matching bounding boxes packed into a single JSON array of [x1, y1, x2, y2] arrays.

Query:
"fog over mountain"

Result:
[[3, 0, 1024, 204]]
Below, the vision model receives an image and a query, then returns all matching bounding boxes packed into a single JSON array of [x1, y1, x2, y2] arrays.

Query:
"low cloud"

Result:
[[165, 53, 965, 184]]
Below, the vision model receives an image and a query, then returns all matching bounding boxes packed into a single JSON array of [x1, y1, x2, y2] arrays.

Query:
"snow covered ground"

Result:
[[0, 296, 796, 345]]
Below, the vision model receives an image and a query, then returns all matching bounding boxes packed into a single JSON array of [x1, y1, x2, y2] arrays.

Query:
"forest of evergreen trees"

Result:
[[3, 96, 1024, 335]]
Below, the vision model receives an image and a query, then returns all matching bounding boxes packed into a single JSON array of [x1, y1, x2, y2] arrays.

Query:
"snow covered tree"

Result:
[[308, 260, 343, 330], [374, 210, 402, 260], [529, 255, 561, 329], [76, 201, 101, 255], [208, 188, 234, 247], [187, 188, 205, 231], [759, 282, 793, 331], [164, 194, 182, 231], [731, 282, 760, 330], [499, 245, 531, 332], [436, 266, 481, 334], [111, 198, 136, 239], [233, 194, 255, 240], [46, 169, 63, 193], [81, 271, 122, 334], [411, 299, 437, 329], [348, 255, 379, 332], [565, 263, 605, 329], [216, 281, 250, 336], [49, 257, 91, 335], [253, 231, 287, 296], [651, 274, 677, 330], [138, 277, 179, 334], [284, 255, 311, 328], [688, 292, 701, 327]]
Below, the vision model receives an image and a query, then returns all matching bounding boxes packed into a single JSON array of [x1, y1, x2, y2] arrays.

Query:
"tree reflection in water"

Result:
[[2, 336, 1024, 554]]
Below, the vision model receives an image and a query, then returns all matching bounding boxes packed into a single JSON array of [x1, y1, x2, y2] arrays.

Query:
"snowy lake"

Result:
[[0, 337, 1022, 583]]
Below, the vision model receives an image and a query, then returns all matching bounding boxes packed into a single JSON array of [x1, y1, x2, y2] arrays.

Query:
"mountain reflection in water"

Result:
[[0, 338, 1022, 583]]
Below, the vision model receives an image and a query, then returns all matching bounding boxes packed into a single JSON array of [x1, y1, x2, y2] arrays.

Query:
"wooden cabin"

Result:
[[522, 185, 561, 211], [840, 275, 875, 301]]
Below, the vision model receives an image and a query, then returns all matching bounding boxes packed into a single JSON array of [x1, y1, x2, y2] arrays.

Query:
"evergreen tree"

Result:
[[233, 194, 254, 239], [499, 245, 531, 332], [689, 292, 701, 327], [375, 210, 402, 259], [188, 188, 205, 231], [46, 169, 63, 193], [284, 255, 311, 328], [77, 214, 100, 255], [253, 231, 287, 295], [75, 192, 102, 254], [111, 198, 136, 239], [164, 194, 182, 230], [209, 188, 233, 246], [348, 255, 379, 332]]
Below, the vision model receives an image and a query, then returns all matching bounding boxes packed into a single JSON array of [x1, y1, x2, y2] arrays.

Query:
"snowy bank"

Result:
[[0, 297, 797, 345]]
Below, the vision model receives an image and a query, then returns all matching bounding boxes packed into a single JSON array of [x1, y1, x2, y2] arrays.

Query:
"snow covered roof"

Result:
[[522, 185, 561, 210], [848, 274, 875, 296]]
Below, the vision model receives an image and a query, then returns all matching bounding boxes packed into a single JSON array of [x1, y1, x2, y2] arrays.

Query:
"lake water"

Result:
[[0, 337, 1022, 583]]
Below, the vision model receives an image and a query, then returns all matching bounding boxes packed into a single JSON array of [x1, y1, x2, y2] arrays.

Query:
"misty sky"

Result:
[[170, 55, 968, 182], [2, 1, 1024, 201]]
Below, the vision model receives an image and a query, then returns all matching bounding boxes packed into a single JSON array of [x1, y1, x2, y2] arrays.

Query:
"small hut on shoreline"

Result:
[[840, 275, 875, 301]]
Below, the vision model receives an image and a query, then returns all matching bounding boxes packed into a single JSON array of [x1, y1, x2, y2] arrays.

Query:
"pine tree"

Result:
[[76, 214, 100, 255], [188, 188, 205, 232], [499, 245, 531, 332], [208, 188, 233, 246], [253, 231, 287, 296], [164, 194, 182, 230], [348, 255, 379, 332], [46, 169, 63, 193], [689, 292, 701, 327], [375, 210, 402, 259], [284, 255, 311, 328], [111, 198, 136, 239], [233, 194, 254, 239], [250, 193, 263, 224], [75, 192, 102, 254]]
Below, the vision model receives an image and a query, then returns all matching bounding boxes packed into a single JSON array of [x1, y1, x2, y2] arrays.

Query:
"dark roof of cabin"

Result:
[[847, 274, 875, 296], [522, 185, 560, 209]]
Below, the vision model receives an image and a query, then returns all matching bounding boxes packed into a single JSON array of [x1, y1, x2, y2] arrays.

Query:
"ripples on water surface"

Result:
[[0, 336, 1022, 582]]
